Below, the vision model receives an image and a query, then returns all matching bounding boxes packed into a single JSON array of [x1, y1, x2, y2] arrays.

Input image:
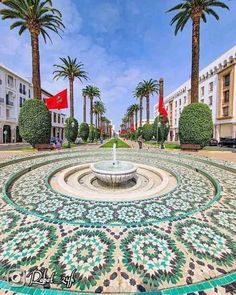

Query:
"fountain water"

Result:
[[90, 143, 137, 185]]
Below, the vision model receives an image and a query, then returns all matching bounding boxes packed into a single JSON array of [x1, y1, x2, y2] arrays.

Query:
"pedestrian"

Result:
[[138, 135, 144, 149]]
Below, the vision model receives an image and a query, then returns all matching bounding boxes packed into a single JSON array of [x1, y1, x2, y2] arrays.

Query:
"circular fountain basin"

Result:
[[90, 161, 137, 185]]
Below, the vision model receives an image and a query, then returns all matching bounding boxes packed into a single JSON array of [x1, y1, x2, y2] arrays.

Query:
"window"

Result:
[[224, 90, 230, 103], [179, 108, 181, 114], [224, 74, 230, 87], [209, 96, 213, 106], [19, 83, 22, 94], [175, 101, 177, 108], [19, 97, 23, 107], [6, 94, 9, 105], [223, 106, 229, 117], [201, 86, 204, 96], [209, 82, 213, 92], [184, 96, 187, 104], [23, 85, 26, 95], [62, 117, 64, 124], [0, 79, 2, 85], [53, 113, 57, 123], [8, 75, 14, 87], [179, 98, 181, 106], [175, 118, 177, 125], [58, 115, 61, 124], [6, 109, 10, 118], [29, 89, 31, 98]]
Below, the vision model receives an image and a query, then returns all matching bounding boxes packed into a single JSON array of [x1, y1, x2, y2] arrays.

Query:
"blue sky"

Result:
[[0, 0, 235, 128]]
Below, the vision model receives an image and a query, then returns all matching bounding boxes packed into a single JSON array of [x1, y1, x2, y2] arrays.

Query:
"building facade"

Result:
[[154, 45, 236, 142], [0, 64, 66, 144]]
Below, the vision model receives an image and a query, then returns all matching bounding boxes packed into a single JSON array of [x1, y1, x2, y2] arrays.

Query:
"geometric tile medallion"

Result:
[[0, 149, 235, 294]]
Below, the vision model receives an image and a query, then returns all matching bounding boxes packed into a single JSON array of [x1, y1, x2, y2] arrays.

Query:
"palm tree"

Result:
[[132, 104, 140, 130], [53, 56, 88, 118], [168, 0, 229, 103], [93, 100, 106, 128], [127, 105, 135, 130], [82, 85, 100, 125], [133, 88, 144, 127], [82, 88, 87, 123], [0, 0, 64, 99], [136, 79, 158, 124]]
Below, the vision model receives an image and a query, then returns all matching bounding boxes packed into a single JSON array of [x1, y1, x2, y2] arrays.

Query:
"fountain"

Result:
[[90, 143, 137, 185]]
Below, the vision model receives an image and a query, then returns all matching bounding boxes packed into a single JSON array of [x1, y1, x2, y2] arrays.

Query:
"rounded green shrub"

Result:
[[137, 127, 143, 137], [65, 117, 78, 143], [79, 122, 89, 142], [89, 125, 95, 143], [179, 103, 213, 147], [19, 99, 51, 147], [142, 123, 153, 141]]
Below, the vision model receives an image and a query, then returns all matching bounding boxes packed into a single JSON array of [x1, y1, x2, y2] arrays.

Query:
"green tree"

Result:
[[168, 0, 229, 103], [79, 122, 89, 142], [82, 85, 100, 125], [133, 87, 144, 128], [53, 56, 88, 118], [89, 125, 95, 143], [19, 99, 51, 146], [179, 103, 213, 147], [153, 116, 170, 146], [0, 0, 64, 99], [65, 117, 78, 148], [136, 79, 158, 124], [142, 123, 153, 141]]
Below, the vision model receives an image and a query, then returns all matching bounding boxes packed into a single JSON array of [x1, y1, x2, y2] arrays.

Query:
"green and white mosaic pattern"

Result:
[[0, 149, 235, 294]]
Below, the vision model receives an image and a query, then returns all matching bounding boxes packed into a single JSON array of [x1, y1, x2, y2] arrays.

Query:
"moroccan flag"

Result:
[[158, 95, 168, 119], [45, 89, 68, 110]]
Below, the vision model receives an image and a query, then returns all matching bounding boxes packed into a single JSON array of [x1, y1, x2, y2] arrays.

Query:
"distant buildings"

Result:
[[0, 64, 66, 144], [154, 45, 236, 142]]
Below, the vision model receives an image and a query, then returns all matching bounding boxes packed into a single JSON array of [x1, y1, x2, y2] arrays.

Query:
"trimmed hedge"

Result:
[[179, 103, 213, 147], [89, 125, 95, 142], [79, 122, 89, 142], [142, 123, 153, 141], [65, 117, 78, 143], [19, 99, 51, 147]]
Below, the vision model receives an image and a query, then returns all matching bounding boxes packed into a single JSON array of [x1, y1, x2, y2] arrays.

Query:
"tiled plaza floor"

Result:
[[0, 149, 235, 294]]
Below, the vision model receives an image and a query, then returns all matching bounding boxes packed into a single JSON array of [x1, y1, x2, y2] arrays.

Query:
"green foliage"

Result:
[[153, 116, 170, 144], [89, 125, 95, 143], [94, 128, 100, 141], [79, 122, 89, 142], [137, 127, 143, 137], [18, 99, 51, 147], [65, 117, 78, 143], [179, 103, 213, 147], [142, 123, 153, 141], [101, 138, 131, 148]]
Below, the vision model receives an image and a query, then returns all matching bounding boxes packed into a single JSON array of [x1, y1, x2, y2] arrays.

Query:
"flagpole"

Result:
[[159, 78, 164, 148]]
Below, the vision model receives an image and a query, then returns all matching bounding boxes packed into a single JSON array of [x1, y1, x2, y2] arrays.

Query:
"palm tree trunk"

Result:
[[95, 114, 98, 128], [69, 79, 74, 118], [31, 33, 41, 100], [83, 95, 86, 122], [135, 110, 138, 130], [146, 94, 150, 123], [90, 97, 93, 125], [139, 97, 143, 127], [191, 16, 200, 103]]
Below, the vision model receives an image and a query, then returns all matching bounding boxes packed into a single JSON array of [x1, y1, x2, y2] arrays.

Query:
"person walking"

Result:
[[138, 135, 144, 149]]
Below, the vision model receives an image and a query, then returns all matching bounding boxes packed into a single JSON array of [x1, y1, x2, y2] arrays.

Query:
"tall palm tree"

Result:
[[53, 56, 88, 118], [132, 104, 140, 130], [0, 0, 64, 99], [136, 79, 158, 124], [93, 100, 106, 128], [127, 105, 135, 130], [82, 88, 87, 123], [82, 85, 100, 125], [133, 88, 144, 127], [168, 0, 229, 103]]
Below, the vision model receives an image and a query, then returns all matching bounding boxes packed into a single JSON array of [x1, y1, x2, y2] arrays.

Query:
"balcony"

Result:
[[6, 101, 14, 106]]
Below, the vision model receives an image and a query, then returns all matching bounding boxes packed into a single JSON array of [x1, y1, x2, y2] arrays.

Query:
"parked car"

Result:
[[208, 138, 218, 146], [218, 138, 236, 148]]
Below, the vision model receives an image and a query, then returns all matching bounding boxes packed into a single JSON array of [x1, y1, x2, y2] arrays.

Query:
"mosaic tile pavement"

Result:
[[0, 149, 235, 294]]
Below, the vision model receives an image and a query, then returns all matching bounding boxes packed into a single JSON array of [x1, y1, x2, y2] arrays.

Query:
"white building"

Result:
[[154, 45, 236, 142], [0, 64, 66, 143]]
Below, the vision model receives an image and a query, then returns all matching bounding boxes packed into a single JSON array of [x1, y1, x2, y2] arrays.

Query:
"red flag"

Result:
[[158, 96, 168, 119], [45, 89, 68, 110]]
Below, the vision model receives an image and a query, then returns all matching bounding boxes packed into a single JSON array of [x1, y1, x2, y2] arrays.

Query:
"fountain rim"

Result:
[[90, 160, 137, 175]]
